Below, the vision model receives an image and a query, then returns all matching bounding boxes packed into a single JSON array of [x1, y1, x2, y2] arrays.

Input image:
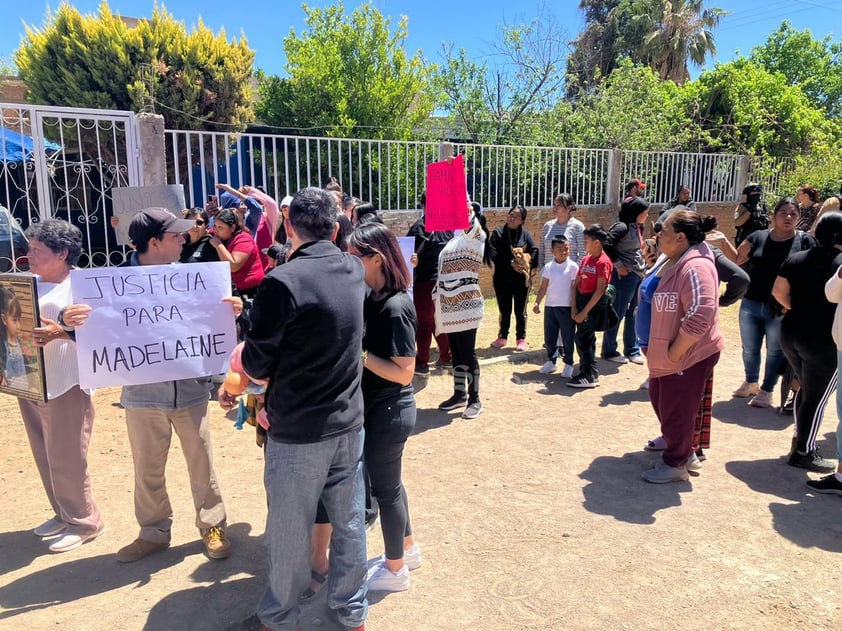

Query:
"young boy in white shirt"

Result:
[[533, 236, 579, 377]]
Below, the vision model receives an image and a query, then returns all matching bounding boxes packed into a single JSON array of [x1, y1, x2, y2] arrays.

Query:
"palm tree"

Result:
[[633, 0, 726, 84]]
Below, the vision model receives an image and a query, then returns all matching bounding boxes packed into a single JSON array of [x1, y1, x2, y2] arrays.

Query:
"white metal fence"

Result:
[[165, 129, 794, 212], [0, 103, 140, 270]]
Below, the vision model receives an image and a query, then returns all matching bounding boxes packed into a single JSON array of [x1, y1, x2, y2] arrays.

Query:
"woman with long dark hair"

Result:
[[734, 198, 814, 408], [180, 208, 222, 264], [348, 222, 421, 592], [488, 204, 538, 350], [210, 208, 265, 297], [772, 212, 842, 472]]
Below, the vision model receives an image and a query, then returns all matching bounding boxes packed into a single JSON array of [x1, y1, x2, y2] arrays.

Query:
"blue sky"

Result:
[[2, 0, 841, 78]]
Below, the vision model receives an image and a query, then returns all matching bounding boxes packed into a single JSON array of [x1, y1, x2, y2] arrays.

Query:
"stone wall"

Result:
[[380, 201, 737, 298]]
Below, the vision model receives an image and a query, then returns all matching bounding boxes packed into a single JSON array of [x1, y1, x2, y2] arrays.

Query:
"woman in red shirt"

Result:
[[211, 209, 265, 298]]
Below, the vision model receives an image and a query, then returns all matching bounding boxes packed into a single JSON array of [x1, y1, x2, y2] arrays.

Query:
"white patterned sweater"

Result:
[[434, 216, 487, 334]]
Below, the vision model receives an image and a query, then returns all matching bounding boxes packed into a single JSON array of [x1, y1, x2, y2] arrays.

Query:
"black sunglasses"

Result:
[[195, 219, 206, 226]]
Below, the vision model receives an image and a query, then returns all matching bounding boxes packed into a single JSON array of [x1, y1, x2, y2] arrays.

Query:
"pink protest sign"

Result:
[[425, 155, 469, 231]]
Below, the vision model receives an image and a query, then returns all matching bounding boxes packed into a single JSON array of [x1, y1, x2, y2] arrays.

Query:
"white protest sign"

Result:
[[112, 185, 186, 245], [70, 262, 237, 389], [397, 236, 415, 299]]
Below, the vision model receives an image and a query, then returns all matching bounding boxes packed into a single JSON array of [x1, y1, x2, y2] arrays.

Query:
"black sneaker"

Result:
[[567, 375, 598, 389], [438, 393, 468, 410], [787, 449, 836, 473], [414, 364, 430, 376], [695, 448, 706, 462], [805, 474, 842, 495]]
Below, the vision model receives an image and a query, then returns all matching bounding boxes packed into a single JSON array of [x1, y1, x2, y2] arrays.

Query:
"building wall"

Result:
[[380, 202, 737, 298]]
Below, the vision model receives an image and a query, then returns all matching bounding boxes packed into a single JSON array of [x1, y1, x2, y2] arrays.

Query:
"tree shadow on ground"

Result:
[[712, 398, 791, 431], [580, 451, 691, 525], [725, 440, 842, 553], [0, 523, 260, 623]]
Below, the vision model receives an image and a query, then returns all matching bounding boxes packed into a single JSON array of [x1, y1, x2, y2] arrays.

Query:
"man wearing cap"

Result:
[[114, 208, 231, 563], [625, 178, 647, 199], [240, 187, 368, 631]]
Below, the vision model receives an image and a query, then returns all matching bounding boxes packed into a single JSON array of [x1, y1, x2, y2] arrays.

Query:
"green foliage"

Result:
[[257, 2, 434, 139], [632, 0, 725, 84], [555, 60, 688, 150], [749, 20, 842, 119], [680, 57, 842, 155], [0, 57, 17, 76], [14, 1, 254, 130], [433, 7, 566, 144], [566, 0, 724, 94], [776, 149, 842, 201]]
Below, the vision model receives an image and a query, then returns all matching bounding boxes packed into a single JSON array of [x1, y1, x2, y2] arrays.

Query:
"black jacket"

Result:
[[242, 240, 366, 443], [488, 226, 539, 280], [406, 216, 453, 283]]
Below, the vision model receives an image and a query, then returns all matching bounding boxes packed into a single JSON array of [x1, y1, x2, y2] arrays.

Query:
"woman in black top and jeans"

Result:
[[348, 222, 421, 593], [488, 205, 539, 351]]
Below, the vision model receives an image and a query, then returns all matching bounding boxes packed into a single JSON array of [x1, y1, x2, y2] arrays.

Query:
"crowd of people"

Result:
[[11, 171, 842, 630]]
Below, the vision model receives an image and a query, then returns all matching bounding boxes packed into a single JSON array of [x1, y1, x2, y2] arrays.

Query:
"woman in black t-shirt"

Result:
[[179, 207, 223, 264], [348, 222, 421, 593], [772, 212, 842, 472], [734, 198, 814, 408]]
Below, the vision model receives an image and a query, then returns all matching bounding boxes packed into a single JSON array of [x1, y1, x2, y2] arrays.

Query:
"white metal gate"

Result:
[[0, 103, 141, 269]]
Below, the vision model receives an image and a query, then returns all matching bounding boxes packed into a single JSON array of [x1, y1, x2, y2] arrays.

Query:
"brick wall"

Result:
[[380, 202, 737, 298]]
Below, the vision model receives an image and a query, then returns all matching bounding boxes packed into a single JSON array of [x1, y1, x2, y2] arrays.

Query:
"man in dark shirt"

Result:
[[241, 187, 368, 630]]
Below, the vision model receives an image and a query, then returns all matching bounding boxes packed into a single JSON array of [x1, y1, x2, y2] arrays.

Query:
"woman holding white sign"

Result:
[[18, 219, 105, 553]]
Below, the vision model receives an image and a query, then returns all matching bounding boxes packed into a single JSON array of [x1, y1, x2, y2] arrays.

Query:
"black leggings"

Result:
[[493, 275, 529, 340], [447, 328, 480, 404], [365, 391, 416, 560]]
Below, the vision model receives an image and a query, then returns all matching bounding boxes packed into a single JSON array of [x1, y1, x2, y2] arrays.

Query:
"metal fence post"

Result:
[[736, 155, 751, 201], [439, 141, 453, 161], [136, 113, 166, 186], [607, 149, 623, 207]]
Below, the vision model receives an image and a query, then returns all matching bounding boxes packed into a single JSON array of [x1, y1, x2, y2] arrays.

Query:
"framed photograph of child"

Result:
[[0, 274, 47, 402]]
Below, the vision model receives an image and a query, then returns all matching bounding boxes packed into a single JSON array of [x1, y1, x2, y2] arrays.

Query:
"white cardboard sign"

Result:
[[71, 262, 237, 389], [111, 185, 186, 245]]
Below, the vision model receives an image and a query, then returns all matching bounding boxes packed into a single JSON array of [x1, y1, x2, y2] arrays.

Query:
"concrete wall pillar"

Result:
[[136, 113, 167, 186]]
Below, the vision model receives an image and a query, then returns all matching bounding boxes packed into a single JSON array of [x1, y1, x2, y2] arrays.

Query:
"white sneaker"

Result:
[[628, 354, 645, 365], [367, 559, 410, 592], [748, 389, 773, 408], [686, 451, 703, 472], [539, 361, 557, 374], [604, 354, 629, 364], [367, 544, 423, 571], [48, 526, 105, 553], [560, 364, 575, 379], [34, 517, 66, 537], [462, 401, 484, 419]]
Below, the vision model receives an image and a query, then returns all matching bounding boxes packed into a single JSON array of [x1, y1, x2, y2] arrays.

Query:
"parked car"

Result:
[[0, 206, 29, 272]]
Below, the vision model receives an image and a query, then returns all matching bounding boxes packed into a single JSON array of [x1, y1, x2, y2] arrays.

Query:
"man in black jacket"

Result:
[[242, 187, 368, 631]]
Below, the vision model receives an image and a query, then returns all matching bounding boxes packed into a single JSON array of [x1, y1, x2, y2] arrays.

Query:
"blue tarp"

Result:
[[0, 126, 62, 162]]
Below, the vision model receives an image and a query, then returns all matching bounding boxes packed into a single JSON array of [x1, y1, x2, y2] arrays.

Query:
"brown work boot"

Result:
[[203, 526, 231, 559], [116, 538, 169, 563]]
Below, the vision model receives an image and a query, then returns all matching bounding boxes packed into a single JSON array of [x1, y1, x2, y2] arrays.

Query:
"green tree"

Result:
[[257, 2, 433, 139], [434, 6, 567, 144], [679, 58, 841, 155], [15, 1, 255, 130], [633, 0, 725, 84], [0, 57, 16, 75], [556, 59, 689, 150], [566, 0, 643, 96], [749, 20, 842, 119]]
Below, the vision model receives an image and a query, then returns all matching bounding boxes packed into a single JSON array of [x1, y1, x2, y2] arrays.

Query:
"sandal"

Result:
[[644, 436, 667, 451], [299, 569, 328, 603]]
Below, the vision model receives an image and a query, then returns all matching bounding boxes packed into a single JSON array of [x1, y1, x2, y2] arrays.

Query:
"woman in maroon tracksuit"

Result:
[[643, 210, 725, 484]]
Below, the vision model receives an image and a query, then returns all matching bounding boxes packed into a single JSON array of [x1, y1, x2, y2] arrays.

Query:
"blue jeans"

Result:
[[258, 427, 367, 630], [543, 306, 575, 365], [601, 270, 641, 358], [738, 298, 785, 392]]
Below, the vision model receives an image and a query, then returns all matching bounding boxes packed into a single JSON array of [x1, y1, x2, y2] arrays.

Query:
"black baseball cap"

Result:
[[128, 208, 195, 246]]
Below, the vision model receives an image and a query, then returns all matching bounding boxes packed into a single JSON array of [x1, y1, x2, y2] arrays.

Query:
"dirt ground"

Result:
[[1, 306, 841, 631]]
